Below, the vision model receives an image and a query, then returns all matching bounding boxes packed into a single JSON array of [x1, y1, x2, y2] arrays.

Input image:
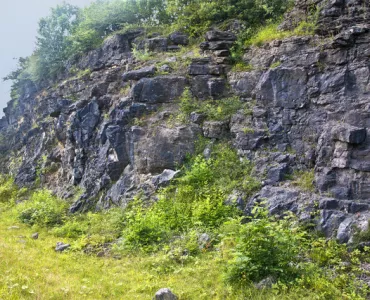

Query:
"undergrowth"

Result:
[[0, 140, 369, 299]]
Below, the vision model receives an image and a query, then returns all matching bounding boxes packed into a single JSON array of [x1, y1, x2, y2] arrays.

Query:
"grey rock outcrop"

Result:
[[1, 0, 370, 243], [122, 65, 157, 81], [132, 76, 187, 103]]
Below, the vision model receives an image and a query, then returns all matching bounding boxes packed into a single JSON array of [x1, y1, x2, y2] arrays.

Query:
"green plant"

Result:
[[76, 68, 91, 78], [0, 176, 18, 205], [242, 127, 255, 134], [132, 45, 155, 61], [292, 170, 315, 192], [270, 60, 281, 69], [223, 208, 306, 285], [120, 198, 171, 252], [246, 19, 316, 47], [115, 143, 260, 253], [232, 63, 255, 72], [119, 85, 131, 96], [17, 190, 68, 227], [52, 208, 126, 242], [221, 205, 369, 298], [178, 89, 244, 123]]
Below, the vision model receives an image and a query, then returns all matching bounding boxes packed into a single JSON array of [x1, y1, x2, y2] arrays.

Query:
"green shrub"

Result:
[[132, 45, 155, 61], [221, 205, 369, 298], [179, 88, 197, 116], [167, 0, 293, 37], [17, 190, 67, 227], [270, 60, 281, 69], [246, 22, 293, 47], [118, 144, 260, 252], [52, 218, 88, 238], [0, 176, 18, 204], [53, 208, 126, 241], [120, 199, 171, 252], [223, 208, 306, 285]]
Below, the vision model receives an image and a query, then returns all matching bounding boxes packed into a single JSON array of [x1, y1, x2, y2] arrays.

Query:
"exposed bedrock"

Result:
[[1, 0, 370, 242]]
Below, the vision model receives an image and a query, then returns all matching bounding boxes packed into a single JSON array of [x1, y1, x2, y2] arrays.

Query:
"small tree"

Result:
[[36, 2, 81, 79]]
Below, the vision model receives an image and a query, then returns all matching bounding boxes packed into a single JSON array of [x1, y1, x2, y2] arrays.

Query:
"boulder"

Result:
[[159, 64, 172, 73], [332, 124, 366, 144], [132, 76, 187, 103], [153, 288, 178, 300], [152, 169, 180, 188], [190, 76, 227, 99], [205, 30, 237, 42], [203, 121, 229, 139], [208, 41, 235, 50], [255, 67, 308, 109], [122, 65, 157, 81], [190, 112, 206, 124], [147, 37, 168, 52], [169, 32, 189, 46], [132, 124, 201, 174], [55, 242, 71, 252]]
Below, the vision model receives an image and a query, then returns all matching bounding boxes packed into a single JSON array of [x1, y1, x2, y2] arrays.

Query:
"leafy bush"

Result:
[[0, 176, 18, 204], [119, 144, 260, 252], [167, 0, 293, 37], [17, 190, 68, 227], [231, 63, 254, 72], [52, 208, 127, 250], [223, 208, 306, 285], [120, 199, 171, 252], [221, 205, 369, 298]]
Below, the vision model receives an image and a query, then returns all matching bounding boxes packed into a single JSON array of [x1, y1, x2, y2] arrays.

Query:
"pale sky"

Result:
[[0, 0, 94, 117]]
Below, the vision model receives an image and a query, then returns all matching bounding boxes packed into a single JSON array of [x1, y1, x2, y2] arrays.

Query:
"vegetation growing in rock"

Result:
[[292, 170, 315, 192], [245, 20, 316, 47], [177, 88, 245, 122]]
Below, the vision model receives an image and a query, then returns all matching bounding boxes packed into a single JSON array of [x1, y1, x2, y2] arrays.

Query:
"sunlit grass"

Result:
[[246, 21, 316, 47]]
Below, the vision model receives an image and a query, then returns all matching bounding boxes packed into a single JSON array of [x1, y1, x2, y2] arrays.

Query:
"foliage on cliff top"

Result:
[[4, 0, 293, 100]]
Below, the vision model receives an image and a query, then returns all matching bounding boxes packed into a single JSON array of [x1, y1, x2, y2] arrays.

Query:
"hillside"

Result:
[[1, 0, 370, 298]]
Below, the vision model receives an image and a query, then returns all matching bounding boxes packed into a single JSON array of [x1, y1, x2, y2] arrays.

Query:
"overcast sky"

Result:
[[0, 0, 94, 117]]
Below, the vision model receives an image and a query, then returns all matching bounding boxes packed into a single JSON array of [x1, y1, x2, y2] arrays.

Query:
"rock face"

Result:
[[1, 0, 370, 242], [132, 76, 187, 103]]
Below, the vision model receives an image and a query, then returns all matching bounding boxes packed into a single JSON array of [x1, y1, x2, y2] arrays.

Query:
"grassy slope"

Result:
[[0, 211, 229, 299], [0, 208, 335, 300]]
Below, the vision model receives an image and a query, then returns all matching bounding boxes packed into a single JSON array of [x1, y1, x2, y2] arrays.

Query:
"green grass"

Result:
[[246, 21, 316, 47], [231, 63, 255, 72], [1, 202, 369, 299], [292, 170, 315, 192], [0, 211, 234, 299]]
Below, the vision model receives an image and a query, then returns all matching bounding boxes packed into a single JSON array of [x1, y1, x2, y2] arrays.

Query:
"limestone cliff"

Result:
[[1, 0, 370, 242]]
